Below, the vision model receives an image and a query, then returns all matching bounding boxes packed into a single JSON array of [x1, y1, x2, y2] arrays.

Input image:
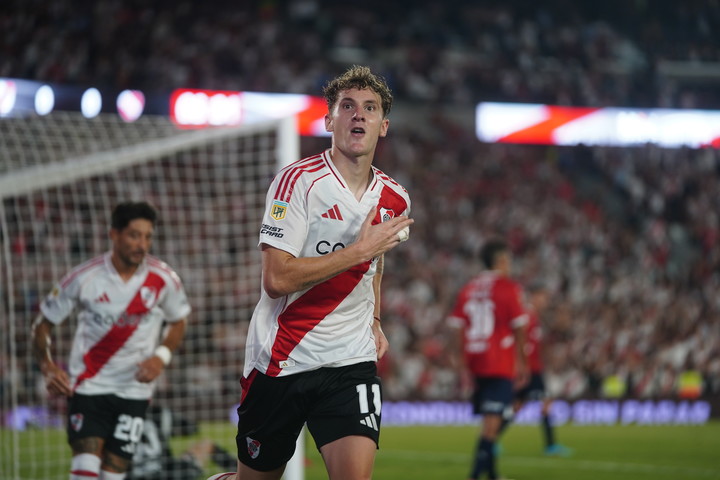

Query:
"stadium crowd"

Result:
[[3, 0, 719, 109], [2, 0, 719, 413]]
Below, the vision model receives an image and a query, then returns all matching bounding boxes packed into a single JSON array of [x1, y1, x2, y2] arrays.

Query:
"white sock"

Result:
[[70, 453, 101, 480], [206, 473, 236, 480], [99, 470, 126, 480]]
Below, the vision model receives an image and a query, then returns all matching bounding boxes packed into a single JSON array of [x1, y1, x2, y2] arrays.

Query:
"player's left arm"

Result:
[[136, 318, 187, 383], [372, 254, 389, 360]]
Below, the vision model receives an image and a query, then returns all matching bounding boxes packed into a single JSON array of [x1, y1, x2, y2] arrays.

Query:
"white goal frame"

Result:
[[0, 113, 304, 480]]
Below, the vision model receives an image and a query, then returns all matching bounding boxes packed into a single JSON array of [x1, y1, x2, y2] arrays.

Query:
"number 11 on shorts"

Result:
[[356, 383, 382, 414]]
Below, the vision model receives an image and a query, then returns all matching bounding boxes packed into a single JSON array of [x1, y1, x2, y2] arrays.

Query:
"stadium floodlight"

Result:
[[80, 88, 102, 118], [116, 90, 145, 123]]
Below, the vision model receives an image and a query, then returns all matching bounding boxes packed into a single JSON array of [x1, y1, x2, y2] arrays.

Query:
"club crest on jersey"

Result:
[[70, 413, 84, 432], [271, 200, 288, 220], [379, 207, 395, 222], [246, 437, 261, 459], [140, 286, 158, 309]]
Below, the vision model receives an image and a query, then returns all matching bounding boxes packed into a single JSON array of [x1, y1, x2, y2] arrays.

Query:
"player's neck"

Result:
[[328, 148, 374, 200], [110, 255, 141, 282]]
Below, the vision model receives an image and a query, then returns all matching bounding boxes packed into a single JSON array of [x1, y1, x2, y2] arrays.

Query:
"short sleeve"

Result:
[[258, 173, 308, 257], [39, 279, 79, 325], [160, 272, 191, 322]]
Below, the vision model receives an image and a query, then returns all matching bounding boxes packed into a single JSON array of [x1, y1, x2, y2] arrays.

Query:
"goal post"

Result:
[[0, 112, 303, 480]]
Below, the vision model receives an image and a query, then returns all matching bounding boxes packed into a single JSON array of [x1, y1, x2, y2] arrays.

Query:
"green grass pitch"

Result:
[[6, 422, 720, 479]]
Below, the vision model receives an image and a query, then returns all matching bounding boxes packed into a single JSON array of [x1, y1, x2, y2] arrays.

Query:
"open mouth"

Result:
[[351, 127, 365, 135]]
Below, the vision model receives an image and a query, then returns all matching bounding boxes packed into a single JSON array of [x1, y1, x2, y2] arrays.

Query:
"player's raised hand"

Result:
[[355, 208, 413, 261]]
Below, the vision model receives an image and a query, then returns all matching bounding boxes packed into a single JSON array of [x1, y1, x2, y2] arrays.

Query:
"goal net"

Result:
[[0, 112, 300, 480]]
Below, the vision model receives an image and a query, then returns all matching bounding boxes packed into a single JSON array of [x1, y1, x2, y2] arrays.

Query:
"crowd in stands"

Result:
[[372, 133, 720, 402], [3, 0, 719, 415], [3, 0, 720, 109]]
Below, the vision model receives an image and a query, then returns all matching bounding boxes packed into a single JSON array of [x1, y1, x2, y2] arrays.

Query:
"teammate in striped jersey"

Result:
[[32, 201, 190, 480], [207, 66, 412, 480]]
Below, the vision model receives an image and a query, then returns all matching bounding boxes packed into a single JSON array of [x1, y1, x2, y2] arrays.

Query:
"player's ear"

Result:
[[109, 228, 117, 241], [379, 118, 389, 138], [325, 113, 334, 133]]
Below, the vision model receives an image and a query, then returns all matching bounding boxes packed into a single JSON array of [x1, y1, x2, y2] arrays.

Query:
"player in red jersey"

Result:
[[448, 239, 529, 480], [207, 66, 412, 480], [32, 201, 190, 480]]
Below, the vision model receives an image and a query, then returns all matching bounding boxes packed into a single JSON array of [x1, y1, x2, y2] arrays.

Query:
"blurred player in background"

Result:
[[32, 201, 190, 480], [510, 281, 572, 457], [127, 404, 236, 480], [207, 65, 412, 480], [448, 239, 529, 480]]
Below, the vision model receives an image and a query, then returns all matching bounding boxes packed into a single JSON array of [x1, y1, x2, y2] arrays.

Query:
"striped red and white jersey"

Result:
[[245, 149, 411, 378], [40, 252, 191, 399]]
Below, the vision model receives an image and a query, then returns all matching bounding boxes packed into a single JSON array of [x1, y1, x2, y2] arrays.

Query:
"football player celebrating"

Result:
[[207, 65, 412, 480], [33, 201, 190, 480]]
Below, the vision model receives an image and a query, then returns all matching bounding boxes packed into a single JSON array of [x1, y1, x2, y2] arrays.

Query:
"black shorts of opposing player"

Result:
[[67, 393, 149, 460], [236, 362, 381, 472], [515, 373, 547, 402], [471, 377, 514, 419]]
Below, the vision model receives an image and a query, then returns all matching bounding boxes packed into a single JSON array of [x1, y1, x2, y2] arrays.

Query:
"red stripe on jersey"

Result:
[[375, 167, 408, 193], [239, 368, 258, 404], [73, 272, 166, 390], [60, 256, 105, 289], [147, 256, 181, 290], [376, 181, 410, 221], [265, 261, 371, 377], [281, 162, 325, 204], [273, 156, 319, 201], [275, 155, 324, 202], [333, 204, 343, 220]]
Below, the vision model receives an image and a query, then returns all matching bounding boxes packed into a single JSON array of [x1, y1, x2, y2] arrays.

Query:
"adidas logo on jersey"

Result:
[[94, 292, 110, 303], [360, 413, 379, 431], [321, 204, 343, 220]]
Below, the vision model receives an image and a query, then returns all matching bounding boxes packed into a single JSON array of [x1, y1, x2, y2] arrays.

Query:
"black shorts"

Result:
[[471, 377, 514, 418], [515, 373, 547, 402], [236, 362, 382, 472], [67, 393, 149, 460]]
